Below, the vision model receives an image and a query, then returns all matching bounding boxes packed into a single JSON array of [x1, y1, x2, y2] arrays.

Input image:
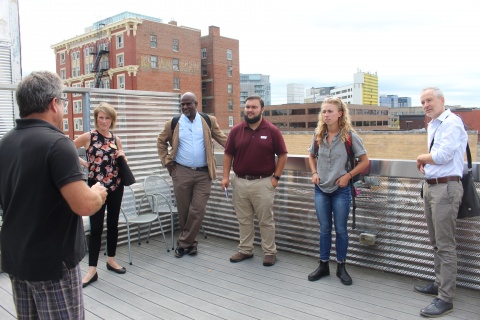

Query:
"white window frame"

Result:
[[117, 54, 124, 67], [63, 119, 69, 131], [118, 75, 125, 89], [151, 55, 158, 68], [150, 35, 157, 48], [172, 39, 179, 51], [117, 34, 124, 49], [173, 77, 180, 90], [229, 116, 234, 127], [102, 78, 110, 89], [228, 100, 233, 111], [228, 83, 233, 94], [72, 83, 81, 97], [60, 52, 65, 64], [74, 118, 83, 131], [227, 49, 232, 60], [201, 48, 207, 59], [172, 58, 179, 71], [228, 66, 233, 77], [73, 101, 82, 114], [60, 68, 66, 79]]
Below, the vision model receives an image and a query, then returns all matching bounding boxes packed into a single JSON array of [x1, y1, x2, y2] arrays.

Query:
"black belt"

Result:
[[425, 176, 461, 185], [236, 174, 269, 180], [176, 163, 209, 172]]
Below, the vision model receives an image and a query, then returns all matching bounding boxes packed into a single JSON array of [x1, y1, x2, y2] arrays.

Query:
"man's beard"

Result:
[[244, 113, 262, 124]]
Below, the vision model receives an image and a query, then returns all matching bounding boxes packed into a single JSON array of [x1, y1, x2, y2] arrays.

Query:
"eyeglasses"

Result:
[[58, 97, 69, 108]]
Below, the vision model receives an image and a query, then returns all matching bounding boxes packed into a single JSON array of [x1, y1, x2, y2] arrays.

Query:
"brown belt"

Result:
[[425, 176, 461, 185], [236, 174, 269, 180]]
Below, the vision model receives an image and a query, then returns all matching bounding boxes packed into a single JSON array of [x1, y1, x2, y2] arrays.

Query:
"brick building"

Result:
[[257, 103, 389, 131], [51, 12, 240, 137]]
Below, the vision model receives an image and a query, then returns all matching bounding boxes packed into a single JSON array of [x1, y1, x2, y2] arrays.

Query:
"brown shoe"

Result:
[[263, 254, 276, 266], [230, 252, 253, 263]]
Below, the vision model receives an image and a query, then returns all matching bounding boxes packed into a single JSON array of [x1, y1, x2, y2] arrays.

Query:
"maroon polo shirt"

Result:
[[224, 118, 287, 176]]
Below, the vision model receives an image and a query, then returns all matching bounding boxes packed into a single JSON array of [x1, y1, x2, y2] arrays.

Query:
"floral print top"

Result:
[[86, 130, 121, 191]]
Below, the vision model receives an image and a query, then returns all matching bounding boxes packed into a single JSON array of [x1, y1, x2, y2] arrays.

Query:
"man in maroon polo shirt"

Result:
[[221, 95, 288, 266]]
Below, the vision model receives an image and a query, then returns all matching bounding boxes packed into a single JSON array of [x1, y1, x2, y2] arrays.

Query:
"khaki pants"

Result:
[[172, 165, 212, 248], [233, 176, 276, 255], [423, 180, 463, 303]]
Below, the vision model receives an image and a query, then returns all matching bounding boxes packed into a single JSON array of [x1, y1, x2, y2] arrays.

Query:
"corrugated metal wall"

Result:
[[2, 86, 479, 290]]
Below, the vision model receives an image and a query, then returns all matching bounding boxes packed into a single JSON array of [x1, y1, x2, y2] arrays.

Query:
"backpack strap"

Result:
[[171, 112, 212, 134]]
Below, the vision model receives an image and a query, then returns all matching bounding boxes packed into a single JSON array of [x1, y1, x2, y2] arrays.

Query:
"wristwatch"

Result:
[[273, 175, 281, 181]]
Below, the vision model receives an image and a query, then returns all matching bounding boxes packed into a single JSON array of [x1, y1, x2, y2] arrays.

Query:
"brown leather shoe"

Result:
[[230, 252, 253, 263], [263, 254, 276, 266]]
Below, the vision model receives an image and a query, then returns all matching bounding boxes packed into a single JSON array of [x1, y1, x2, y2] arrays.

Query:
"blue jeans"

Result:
[[314, 184, 352, 261]]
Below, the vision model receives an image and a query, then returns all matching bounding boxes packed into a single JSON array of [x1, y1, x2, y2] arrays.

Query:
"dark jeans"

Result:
[[87, 182, 124, 266]]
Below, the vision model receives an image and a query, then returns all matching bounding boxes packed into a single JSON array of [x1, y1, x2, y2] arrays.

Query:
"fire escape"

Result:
[[91, 47, 109, 88]]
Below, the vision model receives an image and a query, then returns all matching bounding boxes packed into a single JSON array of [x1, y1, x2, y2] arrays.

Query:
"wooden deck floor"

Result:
[[1, 235, 479, 320]]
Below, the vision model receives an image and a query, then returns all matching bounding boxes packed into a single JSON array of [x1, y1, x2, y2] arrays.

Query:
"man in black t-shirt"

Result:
[[0, 71, 107, 319]]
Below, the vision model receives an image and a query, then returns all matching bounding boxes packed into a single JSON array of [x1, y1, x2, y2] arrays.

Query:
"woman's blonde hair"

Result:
[[94, 102, 117, 130], [314, 97, 355, 145]]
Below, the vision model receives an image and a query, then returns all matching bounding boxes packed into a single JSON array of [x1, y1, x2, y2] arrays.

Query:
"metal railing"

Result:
[[1, 85, 479, 290]]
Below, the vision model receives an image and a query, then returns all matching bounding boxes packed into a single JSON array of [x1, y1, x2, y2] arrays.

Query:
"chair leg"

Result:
[[171, 212, 175, 251], [156, 217, 170, 252], [146, 223, 152, 244], [126, 224, 132, 265], [137, 225, 141, 245], [201, 224, 208, 239]]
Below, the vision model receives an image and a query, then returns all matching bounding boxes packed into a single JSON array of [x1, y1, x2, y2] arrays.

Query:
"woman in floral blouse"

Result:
[[74, 102, 127, 288]]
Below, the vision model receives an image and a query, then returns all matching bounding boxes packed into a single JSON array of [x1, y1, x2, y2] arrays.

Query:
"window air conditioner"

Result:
[[119, 83, 125, 88]]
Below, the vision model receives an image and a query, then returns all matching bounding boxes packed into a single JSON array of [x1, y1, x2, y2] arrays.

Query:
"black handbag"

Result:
[[458, 143, 480, 219], [117, 156, 136, 186]]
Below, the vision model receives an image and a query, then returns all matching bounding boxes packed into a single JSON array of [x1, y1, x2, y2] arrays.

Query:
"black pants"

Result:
[[87, 181, 124, 266]]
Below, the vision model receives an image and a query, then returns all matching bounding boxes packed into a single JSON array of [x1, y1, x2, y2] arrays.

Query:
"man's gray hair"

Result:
[[16, 71, 64, 118], [422, 87, 444, 100]]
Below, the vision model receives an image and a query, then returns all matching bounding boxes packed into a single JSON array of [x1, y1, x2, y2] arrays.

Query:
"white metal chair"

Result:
[[143, 175, 207, 251], [118, 186, 170, 265]]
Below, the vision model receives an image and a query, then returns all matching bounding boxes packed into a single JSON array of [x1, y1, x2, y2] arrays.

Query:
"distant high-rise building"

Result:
[[287, 83, 304, 103], [380, 95, 412, 108], [51, 12, 240, 136], [328, 70, 379, 105], [305, 87, 335, 103], [240, 73, 271, 106]]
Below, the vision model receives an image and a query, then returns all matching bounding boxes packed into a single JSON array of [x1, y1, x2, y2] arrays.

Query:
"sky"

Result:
[[17, 0, 480, 107]]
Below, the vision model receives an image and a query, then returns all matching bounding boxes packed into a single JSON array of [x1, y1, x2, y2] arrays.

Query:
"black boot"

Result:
[[336, 262, 352, 285], [308, 260, 330, 281]]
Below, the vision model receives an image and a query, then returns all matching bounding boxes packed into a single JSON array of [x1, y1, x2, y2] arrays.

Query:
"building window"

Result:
[[202, 99, 207, 107], [172, 58, 179, 71], [72, 83, 81, 97], [201, 65, 207, 76], [101, 78, 110, 89], [228, 66, 232, 77], [173, 77, 180, 90], [227, 49, 232, 60], [308, 122, 318, 128], [117, 54, 124, 67], [308, 108, 320, 115], [73, 101, 82, 114], [172, 39, 179, 51], [201, 48, 207, 59], [202, 82, 207, 92], [291, 109, 306, 115], [151, 55, 158, 68], [150, 35, 157, 48], [290, 122, 306, 128], [74, 118, 83, 131], [60, 52, 65, 64], [63, 119, 69, 131], [118, 75, 125, 89], [60, 69, 66, 79], [85, 81, 94, 88], [229, 116, 234, 127], [228, 100, 233, 111], [228, 83, 233, 94], [117, 34, 124, 49], [72, 67, 80, 77]]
